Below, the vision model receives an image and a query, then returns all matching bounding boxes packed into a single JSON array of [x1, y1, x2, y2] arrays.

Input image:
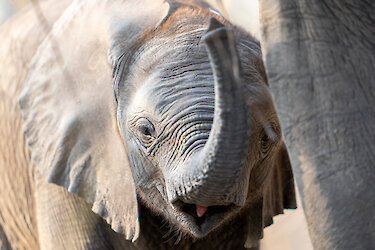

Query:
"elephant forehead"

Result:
[[128, 81, 154, 113], [129, 64, 215, 120]]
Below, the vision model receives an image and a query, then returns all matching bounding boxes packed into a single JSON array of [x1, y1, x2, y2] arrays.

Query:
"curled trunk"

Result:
[[167, 18, 250, 207]]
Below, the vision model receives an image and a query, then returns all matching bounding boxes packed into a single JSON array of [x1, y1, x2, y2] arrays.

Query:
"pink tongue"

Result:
[[196, 205, 208, 217]]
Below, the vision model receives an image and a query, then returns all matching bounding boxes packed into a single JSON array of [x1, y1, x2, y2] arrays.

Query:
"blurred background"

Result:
[[0, 0, 312, 249], [0, 0, 29, 24], [1, 0, 261, 37], [0, 0, 13, 24]]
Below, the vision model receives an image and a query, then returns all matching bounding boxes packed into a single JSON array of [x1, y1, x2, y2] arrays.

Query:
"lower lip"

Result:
[[176, 204, 234, 237]]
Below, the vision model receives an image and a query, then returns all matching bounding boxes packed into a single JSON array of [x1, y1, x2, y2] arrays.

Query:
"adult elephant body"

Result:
[[259, 0, 375, 249], [0, 0, 296, 249]]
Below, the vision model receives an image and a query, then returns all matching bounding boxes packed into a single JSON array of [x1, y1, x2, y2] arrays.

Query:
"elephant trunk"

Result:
[[167, 18, 251, 207]]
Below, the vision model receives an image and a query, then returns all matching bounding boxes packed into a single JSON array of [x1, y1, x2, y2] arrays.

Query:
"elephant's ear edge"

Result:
[[262, 141, 297, 226], [244, 142, 296, 248], [18, 1, 143, 241]]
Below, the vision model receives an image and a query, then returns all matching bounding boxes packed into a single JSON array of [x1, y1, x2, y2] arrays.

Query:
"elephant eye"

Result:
[[139, 124, 153, 137], [261, 134, 269, 144], [259, 125, 279, 156], [259, 130, 273, 155], [135, 118, 155, 144]]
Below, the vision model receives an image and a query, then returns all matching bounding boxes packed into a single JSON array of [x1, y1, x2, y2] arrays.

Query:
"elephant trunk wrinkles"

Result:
[[167, 19, 250, 207]]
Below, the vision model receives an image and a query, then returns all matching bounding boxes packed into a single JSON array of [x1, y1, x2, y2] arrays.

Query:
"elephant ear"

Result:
[[262, 142, 296, 225], [245, 142, 296, 248], [19, 0, 170, 242]]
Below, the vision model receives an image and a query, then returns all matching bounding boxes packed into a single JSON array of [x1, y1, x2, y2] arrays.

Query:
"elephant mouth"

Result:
[[173, 201, 237, 238]]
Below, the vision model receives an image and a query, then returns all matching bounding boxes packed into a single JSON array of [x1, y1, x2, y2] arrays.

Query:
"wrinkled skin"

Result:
[[0, 0, 295, 249], [259, 0, 375, 249]]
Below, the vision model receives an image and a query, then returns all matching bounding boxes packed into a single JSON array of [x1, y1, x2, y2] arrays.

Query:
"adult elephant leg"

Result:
[[34, 171, 132, 250], [259, 0, 375, 249]]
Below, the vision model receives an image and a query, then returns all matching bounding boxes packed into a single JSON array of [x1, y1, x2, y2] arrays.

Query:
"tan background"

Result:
[[206, 0, 261, 39]]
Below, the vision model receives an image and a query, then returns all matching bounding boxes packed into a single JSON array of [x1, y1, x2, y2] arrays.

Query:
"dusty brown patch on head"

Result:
[[129, 3, 226, 46]]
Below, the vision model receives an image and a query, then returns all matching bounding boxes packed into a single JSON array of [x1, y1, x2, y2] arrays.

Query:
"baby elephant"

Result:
[[0, 0, 295, 249]]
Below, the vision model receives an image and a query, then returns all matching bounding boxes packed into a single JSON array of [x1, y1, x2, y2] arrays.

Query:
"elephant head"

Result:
[[19, 0, 295, 246]]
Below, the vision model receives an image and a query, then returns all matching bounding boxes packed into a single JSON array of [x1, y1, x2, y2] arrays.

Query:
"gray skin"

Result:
[[258, 0, 375, 249], [0, 0, 295, 249]]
